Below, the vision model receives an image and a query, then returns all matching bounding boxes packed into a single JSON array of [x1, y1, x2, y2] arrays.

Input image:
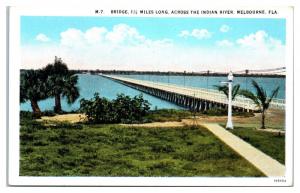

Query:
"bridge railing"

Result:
[[110, 76, 258, 110], [101, 74, 285, 110], [140, 80, 283, 109], [139, 78, 285, 110]]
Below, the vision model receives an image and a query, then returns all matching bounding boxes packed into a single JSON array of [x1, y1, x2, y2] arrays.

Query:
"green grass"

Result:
[[20, 116, 264, 177], [204, 108, 255, 117], [145, 109, 196, 122], [144, 109, 254, 123], [229, 127, 285, 164]]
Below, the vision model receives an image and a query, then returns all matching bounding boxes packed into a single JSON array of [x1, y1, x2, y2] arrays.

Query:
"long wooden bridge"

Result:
[[100, 74, 285, 112]]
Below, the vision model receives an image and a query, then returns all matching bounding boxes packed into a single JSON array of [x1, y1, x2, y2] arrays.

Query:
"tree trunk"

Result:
[[30, 99, 42, 118], [54, 94, 62, 113], [261, 110, 266, 129]]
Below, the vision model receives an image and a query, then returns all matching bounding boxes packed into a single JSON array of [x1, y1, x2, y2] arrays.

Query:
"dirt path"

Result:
[[202, 123, 285, 177], [38, 109, 285, 132], [37, 111, 286, 176]]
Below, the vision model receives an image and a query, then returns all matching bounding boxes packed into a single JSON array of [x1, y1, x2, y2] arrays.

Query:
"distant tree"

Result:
[[239, 80, 279, 129], [20, 70, 48, 118], [43, 56, 79, 113], [214, 84, 241, 100]]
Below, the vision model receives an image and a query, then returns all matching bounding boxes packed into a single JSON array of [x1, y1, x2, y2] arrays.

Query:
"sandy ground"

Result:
[[39, 113, 87, 123], [39, 109, 285, 132]]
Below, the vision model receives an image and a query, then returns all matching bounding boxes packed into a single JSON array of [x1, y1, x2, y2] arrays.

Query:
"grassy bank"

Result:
[[20, 117, 263, 177], [229, 127, 285, 164], [144, 108, 254, 123], [21, 108, 255, 124]]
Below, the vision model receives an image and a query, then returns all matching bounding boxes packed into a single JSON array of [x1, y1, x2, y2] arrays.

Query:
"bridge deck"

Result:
[[100, 74, 285, 110]]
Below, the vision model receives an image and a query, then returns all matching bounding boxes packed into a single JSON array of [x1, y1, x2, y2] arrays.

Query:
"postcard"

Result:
[[8, 4, 294, 186]]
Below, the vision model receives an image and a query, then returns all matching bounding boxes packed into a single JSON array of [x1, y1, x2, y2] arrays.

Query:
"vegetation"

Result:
[[229, 127, 285, 164], [43, 57, 80, 113], [20, 70, 48, 118], [20, 115, 264, 177], [239, 80, 280, 129], [20, 57, 80, 116], [204, 107, 254, 117], [144, 108, 254, 122], [79, 93, 151, 124], [214, 84, 241, 100], [145, 109, 196, 122], [214, 79, 281, 129]]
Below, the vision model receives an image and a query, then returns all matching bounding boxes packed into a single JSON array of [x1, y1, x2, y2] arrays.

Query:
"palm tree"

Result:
[[20, 70, 48, 117], [60, 75, 80, 106], [43, 57, 80, 113], [214, 84, 241, 100], [239, 80, 279, 129]]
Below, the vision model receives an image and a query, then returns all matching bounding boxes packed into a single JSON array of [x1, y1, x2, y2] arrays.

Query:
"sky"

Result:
[[21, 16, 286, 72]]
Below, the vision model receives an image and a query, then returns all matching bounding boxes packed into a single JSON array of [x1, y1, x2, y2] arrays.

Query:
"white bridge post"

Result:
[[221, 71, 234, 129], [226, 72, 234, 129]]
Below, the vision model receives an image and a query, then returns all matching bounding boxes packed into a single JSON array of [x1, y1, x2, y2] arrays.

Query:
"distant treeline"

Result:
[[20, 69, 286, 78]]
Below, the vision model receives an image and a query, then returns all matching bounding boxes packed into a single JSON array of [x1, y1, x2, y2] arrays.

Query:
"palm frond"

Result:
[[232, 84, 240, 100], [252, 80, 267, 104], [214, 84, 240, 100], [265, 86, 280, 110], [214, 85, 229, 98], [239, 89, 261, 109]]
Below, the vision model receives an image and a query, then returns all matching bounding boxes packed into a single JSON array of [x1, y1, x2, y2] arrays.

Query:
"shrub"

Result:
[[42, 110, 56, 117], [20, 111, 34, 120], [79, 93, 151, 123]]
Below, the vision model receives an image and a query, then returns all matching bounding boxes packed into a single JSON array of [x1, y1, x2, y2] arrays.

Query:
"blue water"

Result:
[[20, 74, 181, 112], [20, 74, 285, 112]]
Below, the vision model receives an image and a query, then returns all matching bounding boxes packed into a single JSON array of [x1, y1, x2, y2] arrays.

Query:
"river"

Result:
[[20, 74, 285, 112]]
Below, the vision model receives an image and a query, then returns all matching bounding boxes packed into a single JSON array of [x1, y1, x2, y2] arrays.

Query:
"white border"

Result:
[[8, 5, 294, 187]]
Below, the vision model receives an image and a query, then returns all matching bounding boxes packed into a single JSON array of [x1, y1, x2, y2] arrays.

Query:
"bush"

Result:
[[20, 111, 34, 120], [79, 93, 151, 123], [204, 108, 227, 116], [42, 110, 56, 117]]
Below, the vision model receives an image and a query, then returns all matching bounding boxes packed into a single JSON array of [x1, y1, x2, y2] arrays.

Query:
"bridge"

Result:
[[100, 74, 285, 112]]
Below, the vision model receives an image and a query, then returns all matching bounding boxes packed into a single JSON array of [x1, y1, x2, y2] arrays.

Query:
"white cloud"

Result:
[[178, 30, 190, 38], [23, 27, 285, 72], [105, 24, 145, 45], [145, 38, 173, 48], [35, 33, 50, 42], [191, 29, 212, 39], [22, 43, 285, 72], [84, 27, 107, 44], [179, 29, 212, 39], [236, 30, 283, 50], [220, 25, 230, 33], [59, 24, 172, 49], [216, 39, 234, 47], [60, 28, 84, 47]]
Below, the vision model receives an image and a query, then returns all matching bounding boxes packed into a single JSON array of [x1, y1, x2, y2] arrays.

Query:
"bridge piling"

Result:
[[99, 74, 284, 112]]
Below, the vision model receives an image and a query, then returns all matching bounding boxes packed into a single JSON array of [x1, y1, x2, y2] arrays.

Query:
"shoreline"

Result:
[[21, 69, 286, 78]]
